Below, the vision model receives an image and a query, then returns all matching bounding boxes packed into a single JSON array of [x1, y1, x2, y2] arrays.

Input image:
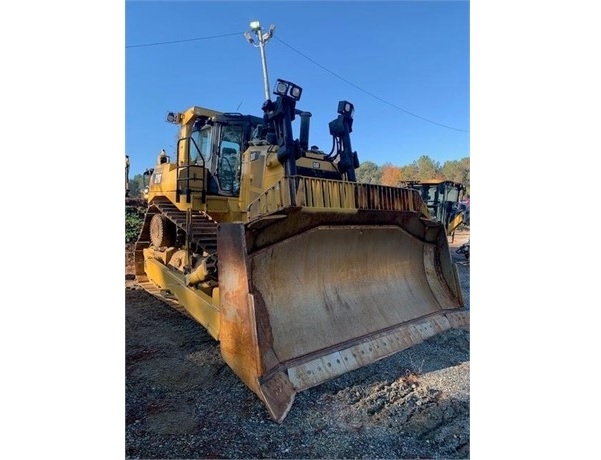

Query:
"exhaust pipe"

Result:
[[297, 110, 311, 151]]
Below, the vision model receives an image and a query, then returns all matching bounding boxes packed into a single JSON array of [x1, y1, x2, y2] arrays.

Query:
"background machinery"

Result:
[[401, 180, 470, 240], [134, 78, 469, 422]]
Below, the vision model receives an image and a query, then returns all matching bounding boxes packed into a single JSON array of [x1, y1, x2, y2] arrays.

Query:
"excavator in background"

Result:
[[134, 78, 469, 422]]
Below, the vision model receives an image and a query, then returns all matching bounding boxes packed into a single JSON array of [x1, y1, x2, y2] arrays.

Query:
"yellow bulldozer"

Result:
[[134, 78, 469, 422], [401, 179, 470, 239]]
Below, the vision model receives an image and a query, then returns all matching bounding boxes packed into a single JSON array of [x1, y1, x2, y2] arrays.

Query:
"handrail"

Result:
[[175, 137, 206, 203]]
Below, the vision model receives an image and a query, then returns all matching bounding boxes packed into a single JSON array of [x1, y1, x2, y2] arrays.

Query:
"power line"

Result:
[[125, 32, 243, 48], [274, 37, 469, 134], [125, 32, 469, 134]]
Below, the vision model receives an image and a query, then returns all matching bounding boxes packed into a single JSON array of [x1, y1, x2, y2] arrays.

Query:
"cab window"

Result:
[[217, 125, 244, 194], [190, 127, 212, 165]]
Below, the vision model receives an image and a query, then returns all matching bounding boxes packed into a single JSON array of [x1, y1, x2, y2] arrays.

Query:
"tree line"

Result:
[[128, 174, 149, 198], [356, 155, 470, 194], [127, 154, 469, 197]]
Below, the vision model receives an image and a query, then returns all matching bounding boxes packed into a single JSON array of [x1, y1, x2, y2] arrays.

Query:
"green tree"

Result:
[[399, 164, 419, 181], [128, 174, 148, 198], [413, 155, 444, 181], [353, 155, 469, 194], [356, 161, 382, 184], [441, 157, 470, 193]]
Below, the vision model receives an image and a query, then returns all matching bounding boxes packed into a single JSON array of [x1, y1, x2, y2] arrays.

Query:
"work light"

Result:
[[273, 79, 303, 101], [166, 112, 180, 124], [337, 101, 354, 118]]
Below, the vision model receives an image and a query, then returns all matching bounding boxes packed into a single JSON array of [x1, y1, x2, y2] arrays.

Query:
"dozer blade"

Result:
[[216, 208, 468, 422]]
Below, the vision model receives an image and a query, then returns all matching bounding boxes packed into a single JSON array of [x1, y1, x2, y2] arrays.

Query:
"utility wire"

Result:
[[125, 32, 468, 134], [126, 32, 243, 48], [274, 37, 469, 134]]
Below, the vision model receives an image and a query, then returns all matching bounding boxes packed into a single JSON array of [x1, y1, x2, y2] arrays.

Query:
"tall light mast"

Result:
[[244, 20, 276, 100]]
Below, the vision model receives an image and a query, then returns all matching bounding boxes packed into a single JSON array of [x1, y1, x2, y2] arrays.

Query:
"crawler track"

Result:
[[134, 197, 219, 315]]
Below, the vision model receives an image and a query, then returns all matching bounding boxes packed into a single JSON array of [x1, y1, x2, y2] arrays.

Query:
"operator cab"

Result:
[[189, 113, 263, 196]]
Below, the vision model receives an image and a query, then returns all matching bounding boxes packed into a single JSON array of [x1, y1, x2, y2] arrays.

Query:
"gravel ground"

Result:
[[125, 231, 470, 459]]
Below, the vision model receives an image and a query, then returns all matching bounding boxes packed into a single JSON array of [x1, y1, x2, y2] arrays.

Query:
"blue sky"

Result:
[[126, 0, 469, 176]]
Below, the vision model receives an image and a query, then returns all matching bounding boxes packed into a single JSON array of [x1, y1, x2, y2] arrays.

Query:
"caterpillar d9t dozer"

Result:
[[135, 78, 469, 422]]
